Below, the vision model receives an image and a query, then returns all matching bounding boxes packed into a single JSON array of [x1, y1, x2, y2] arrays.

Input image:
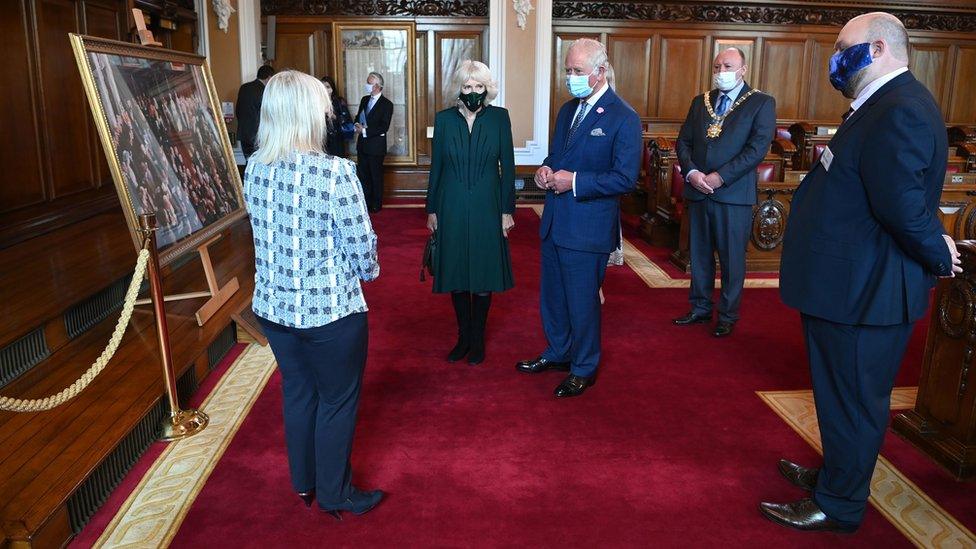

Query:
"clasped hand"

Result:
[[534, 166, 574, 194], [943, 234, 964, 278], [688, 171, 724, 195]]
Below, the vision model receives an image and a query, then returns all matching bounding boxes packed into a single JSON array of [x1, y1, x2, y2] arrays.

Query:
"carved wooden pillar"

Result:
[[893, 240, 976, 481]]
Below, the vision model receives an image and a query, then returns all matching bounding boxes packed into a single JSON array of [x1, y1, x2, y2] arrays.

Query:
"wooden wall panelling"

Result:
[[805, 37, 848, 122], [82, 1, 121, 190], [275, 24, 316, 74], [657, 33, 706, 120], [607, 34, 652, 117], [758, 37, 807, 120], [910, 40, 954, 115], [1, 0, 46, 215], [948, 45, 976, 125], [417, 30, 431, 163]]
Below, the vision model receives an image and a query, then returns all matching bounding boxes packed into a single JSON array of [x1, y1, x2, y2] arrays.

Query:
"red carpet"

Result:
[[72, 205, 972, 547]]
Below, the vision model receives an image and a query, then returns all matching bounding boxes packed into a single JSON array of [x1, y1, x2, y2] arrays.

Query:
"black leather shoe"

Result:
[[516, 356, 570, 374], [554, 374, 594, 398], [320, 488, 384, 520], [673, 312, 711, 325], [778, 459, 819, 492], [759, 498, 858, 533], [713, 321, 735, 337]]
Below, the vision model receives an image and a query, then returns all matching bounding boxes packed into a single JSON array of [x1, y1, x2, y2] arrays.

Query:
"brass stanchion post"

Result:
[[138, 213, 209, 441]]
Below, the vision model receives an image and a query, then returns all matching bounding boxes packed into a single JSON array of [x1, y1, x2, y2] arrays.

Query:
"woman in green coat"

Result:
[[425, 60, 516, 365]]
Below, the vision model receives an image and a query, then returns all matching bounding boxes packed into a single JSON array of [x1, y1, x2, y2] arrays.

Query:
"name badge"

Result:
[[820, 146, 834, 172]]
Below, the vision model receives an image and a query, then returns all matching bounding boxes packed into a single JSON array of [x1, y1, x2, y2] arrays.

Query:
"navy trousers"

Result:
[[539, 237, 609, 378], [688, 199, 752, 323], [802, 314, 914, 526], [257, 312, 368, 506]]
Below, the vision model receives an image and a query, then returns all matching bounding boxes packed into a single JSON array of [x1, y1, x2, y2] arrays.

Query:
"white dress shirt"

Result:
[[568, 81, 611, 196], [850, 67, 909, 114]]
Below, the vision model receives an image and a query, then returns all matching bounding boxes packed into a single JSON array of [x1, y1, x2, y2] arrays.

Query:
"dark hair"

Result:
[[320, 75, 343, 102], [257, 65, 275, 80]]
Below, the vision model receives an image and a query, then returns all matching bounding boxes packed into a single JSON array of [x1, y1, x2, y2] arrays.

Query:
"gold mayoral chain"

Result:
[[703, 89, 760, 138]]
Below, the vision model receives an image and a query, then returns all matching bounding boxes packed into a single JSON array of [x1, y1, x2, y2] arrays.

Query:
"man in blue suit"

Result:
[[672, 47, 776, 337], [516, 38, 641, 398], [760, 12, 961, 533]]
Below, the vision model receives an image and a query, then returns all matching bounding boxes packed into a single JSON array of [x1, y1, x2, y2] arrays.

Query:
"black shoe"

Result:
[[759, 498, 857, 533], [713, 321, 735, 337], [778, 459, 819, 492], [516, 356, 570, 374], [468, 293, 491, 365], [447, 292, 471, 362], [673, 312, 711, 325], [320, 488, 384, 520], [554, 374, 594, 398], [298, 491, 314, 508]]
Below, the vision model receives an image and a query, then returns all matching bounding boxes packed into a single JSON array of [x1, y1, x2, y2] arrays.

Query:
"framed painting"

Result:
[[334, 22, 417, 165], [69, 34, 245, 266]]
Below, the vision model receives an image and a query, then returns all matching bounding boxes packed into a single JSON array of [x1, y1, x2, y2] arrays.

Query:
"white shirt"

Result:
[[850, 67, 908, 113], [361, 93, 383, 138], [568, 81, 611, 196]]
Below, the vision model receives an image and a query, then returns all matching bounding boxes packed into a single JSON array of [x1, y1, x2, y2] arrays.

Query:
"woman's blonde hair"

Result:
[[251, 70, 334, 164], [450, 60, 498, 106]]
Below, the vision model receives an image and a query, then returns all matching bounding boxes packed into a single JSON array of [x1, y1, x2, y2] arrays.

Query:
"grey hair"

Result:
[[569, 38, 609, 72], [605, 62, 615, 88], [368, 72, 385, 89], [451, 60, 499, 105], [863, 12, 910, 61]]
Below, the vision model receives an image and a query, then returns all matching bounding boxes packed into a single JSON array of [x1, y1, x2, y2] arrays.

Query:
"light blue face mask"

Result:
[[566, 67, 598, 98]]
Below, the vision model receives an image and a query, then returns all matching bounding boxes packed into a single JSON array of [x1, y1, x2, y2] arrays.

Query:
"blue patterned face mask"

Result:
[[829, 42, 874, 94]]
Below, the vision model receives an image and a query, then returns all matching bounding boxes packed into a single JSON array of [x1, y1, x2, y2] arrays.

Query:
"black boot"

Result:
[[448, 292, 471, 362], [468, 293, 491, 365]]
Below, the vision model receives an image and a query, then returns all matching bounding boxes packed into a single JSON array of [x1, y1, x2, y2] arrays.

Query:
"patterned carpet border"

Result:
[[758, 388, 976, 549], [94, 344, 277, 548]]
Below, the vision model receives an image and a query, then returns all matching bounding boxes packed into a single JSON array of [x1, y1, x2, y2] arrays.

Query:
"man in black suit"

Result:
[[761, 12, 961, 533], [354, 72, 394, 213], [672, 48, 776, 337], [235, 64, 275, 161]]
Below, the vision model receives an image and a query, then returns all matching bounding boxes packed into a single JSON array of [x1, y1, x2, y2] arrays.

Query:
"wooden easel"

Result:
[[132, 8, 162, 47]]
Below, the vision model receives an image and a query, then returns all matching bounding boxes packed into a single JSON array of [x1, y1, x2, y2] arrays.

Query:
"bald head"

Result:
[[834, 11, 909, 98]]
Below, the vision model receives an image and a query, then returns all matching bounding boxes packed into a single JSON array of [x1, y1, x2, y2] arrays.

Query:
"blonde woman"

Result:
[[244, 70, 382, 519], [425, 60, 516, 365]]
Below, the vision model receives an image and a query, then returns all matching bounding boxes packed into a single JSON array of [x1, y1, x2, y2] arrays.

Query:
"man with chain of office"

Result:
[[672, 47, 777, 338]]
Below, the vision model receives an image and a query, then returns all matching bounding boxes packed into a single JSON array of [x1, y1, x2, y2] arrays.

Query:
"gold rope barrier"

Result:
[[0, 245, 151, 413]]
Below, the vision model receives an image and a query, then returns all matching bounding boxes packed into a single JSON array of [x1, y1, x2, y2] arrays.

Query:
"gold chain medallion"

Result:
[[703, 89, 759, 139]]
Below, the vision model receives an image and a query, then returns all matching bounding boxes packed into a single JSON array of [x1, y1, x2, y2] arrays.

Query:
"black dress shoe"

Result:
[[554, 374, 594, 398], [673, 312, 711, 325], [778, 459, 819, 492], [516, 356, 570, 374], [298, 491, 314, 507], [759, 498, 858, 533], [320, 488, 384, 520], [713, 321, 734, 337]]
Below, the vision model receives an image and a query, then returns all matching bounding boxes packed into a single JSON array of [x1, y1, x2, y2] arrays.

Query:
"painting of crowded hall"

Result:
[[72, 36, 244, 261]]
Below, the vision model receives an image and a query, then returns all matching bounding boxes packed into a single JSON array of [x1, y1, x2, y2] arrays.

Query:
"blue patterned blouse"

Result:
[[244, 152, 379, 328]]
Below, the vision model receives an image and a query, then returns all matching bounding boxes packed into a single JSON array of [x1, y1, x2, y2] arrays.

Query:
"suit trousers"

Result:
[[540, 237, 609, 378], [688, 199, 752, 322], [256, 312, 368, 506], [357, 153, 386, 210], [802, 313, 914, 526]]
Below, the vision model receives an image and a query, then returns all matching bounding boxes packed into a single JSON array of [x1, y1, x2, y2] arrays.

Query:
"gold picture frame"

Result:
[[334, 22, 417, 165], [69, 34, 246, 267]]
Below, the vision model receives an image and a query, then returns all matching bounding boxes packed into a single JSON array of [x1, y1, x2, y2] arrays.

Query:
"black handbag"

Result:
[[421, 230, 437, 281]]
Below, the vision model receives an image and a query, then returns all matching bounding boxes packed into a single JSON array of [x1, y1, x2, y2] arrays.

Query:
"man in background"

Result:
[[672, 47, 776, 338], [355, 72, 394, 213], [235, 64, 275, 161]]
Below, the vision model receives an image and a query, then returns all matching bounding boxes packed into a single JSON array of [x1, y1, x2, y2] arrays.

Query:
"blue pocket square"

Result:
[[590, 128, 606, 136]]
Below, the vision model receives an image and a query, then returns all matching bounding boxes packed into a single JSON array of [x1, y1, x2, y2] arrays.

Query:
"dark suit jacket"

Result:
[[355, 94, 394, 156], [540, 86, 642, 254], [780, 71, 951, 326], [676, 83, 776, 205], [235, 79, 265, 156]]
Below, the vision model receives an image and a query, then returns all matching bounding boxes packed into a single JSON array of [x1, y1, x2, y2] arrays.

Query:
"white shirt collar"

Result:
[[851, 67, 908, 112], [582, 81, 610, 107]]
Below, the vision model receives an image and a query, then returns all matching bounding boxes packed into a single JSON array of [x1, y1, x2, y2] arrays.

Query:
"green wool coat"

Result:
[[425, 105, 516, 293]]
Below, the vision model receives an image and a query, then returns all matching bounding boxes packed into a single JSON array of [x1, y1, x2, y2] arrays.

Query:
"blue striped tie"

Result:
[[566, 101, 589, 146], [716, 94, 730, 116]]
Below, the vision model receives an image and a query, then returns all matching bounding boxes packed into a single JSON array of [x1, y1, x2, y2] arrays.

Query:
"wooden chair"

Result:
[[789, 122, 838, 171]]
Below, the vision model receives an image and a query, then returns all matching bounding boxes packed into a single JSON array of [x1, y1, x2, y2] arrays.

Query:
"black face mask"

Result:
[[459, 91, 487, 112]]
